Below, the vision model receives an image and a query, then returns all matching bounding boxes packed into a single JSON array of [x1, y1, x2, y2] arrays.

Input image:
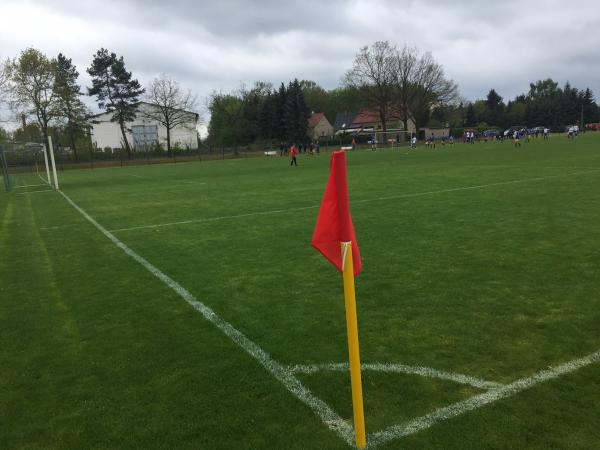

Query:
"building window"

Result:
[[132, 125, 158, 151]]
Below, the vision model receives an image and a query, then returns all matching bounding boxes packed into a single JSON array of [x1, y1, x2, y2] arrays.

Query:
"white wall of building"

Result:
[[91, 103, 198, 151]]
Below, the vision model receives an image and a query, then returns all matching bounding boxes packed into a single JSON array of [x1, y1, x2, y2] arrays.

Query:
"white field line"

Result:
[[57, 190, 355, 447], [17, 189, 54, 195], [127, 174, 144, 178], [366, 349, 600, 449], [108, 205, 319, 233], [108, 169, 600, 233], [177, 180, 207, 185], [287, 362, 502, 390], [39, 224, 80, 231], [14, 183, 47, 189]]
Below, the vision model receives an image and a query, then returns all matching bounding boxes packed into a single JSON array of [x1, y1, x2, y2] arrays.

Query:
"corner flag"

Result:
[[311, 150, 362, 276], [311, 149, 366, 449]]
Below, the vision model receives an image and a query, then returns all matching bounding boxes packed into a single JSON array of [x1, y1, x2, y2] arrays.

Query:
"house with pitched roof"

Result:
[[307, 112, 334, 140], [334, 108, 416, 135]]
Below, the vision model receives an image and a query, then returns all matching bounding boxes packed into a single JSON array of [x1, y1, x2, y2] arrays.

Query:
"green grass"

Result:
[[1, 134, 600, 449]]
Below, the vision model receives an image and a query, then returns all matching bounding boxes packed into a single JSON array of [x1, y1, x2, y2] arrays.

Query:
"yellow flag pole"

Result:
[[341, 241, 366, 449]]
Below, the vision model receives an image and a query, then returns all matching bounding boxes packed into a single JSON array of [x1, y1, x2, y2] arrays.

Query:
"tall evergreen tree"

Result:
[[54, 53, 88, 160], [275, 82, 287, 141], [283, 79, 309, 143], [87, 48, 144, 156], [465, 103, 476, 127]]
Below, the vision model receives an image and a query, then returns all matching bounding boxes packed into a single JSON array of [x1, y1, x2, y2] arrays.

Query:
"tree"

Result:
[[7, 48, 59, 146], [144, 74, 198, 156], [207, 91, 245, 149], [0, 58, 10, 124], [239, 81, 271, 144], [283, 79, 310, 143], [0, 57, 9, 104], [344, 41, 397, 132], [408, 51, 458, 131], [53, 53, 88, 160], [300, 80, 330, 117], [393, 45, 420, 132], [87, 48, 144, 156], [326, 86, 363, 126], [465, 103, 477, 127]]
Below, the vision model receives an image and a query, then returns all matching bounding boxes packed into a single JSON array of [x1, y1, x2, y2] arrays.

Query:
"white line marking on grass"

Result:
[[39, 224, 80, 231], [17, 189, 54, 194], [287, 362, 502, 390], [177, 180, 207, 185], [14, 183, 47, 188], [57, 190, 355, 447], [109, 169, 600, 233], [127, 174, 144, 178], [108, 205, 319, 233], [354, 169, 600, 205], [366, 349, 600, 449]]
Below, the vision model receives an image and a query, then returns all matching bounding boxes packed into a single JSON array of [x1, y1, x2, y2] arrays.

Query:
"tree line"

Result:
[[454, 80, 600, 131], [0, 47, 198, 158], [207, 41, 459, 147]]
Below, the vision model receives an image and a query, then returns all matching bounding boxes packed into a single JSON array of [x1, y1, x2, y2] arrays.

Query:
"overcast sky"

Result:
[[2, 0, 600, 127]]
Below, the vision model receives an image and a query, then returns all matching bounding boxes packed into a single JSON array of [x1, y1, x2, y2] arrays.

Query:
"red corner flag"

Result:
[[312, 150, 362, 276]]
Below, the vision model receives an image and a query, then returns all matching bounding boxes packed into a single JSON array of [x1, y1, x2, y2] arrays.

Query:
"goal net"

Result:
[[0, 140, 58, 192]]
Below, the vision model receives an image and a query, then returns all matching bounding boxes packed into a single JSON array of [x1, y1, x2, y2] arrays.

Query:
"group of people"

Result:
[[567, 125, 579, 140], [464, 131, 476, 144], [424, 135, 454, 149]]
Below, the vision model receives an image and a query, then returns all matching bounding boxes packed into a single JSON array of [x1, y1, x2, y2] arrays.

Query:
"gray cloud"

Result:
[[1, 0, 599, 126]]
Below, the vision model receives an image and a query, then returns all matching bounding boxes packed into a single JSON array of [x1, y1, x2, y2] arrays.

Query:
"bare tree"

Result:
[[393, 46, 458, 133], [144, 74, 198, 156], [393, 46, 420, 133], [343, 41, 397, 132], [408, 51, 459, 131]]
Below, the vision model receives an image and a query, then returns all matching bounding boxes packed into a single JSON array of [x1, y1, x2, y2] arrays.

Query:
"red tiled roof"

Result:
[[352, 108, 403, 126], [308, 112, 325, 128]]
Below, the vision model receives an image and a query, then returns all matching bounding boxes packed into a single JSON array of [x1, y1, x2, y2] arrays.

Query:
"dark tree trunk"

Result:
[[119, 119, 132, 157], [69, 126, 78, 161], [166, 127, 172, 157]]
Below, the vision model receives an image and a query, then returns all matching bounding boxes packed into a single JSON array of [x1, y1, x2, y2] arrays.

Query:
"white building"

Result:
[[90, 102, 199, 151]]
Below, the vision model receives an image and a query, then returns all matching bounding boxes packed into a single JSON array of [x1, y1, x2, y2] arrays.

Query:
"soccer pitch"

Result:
[[2, 135, 599, 449]]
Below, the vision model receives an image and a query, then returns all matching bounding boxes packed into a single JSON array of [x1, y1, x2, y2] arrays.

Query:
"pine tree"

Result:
[[87, 48, 144, 156], [465, 103, 476, 127], [275, 83, 287, 141], [54, 53, 88, 160], [283, 79, 310, 144]]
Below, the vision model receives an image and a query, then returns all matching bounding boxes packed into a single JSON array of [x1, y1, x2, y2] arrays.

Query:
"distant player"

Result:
[[411, 135, 417, 149], [543, 128, 549, 140], [513, 130, 521, 147], [289, 144, 298, 166]]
